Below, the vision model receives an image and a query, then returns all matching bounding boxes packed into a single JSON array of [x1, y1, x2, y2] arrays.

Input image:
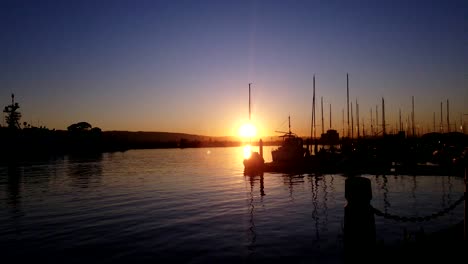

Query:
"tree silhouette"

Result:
[[67, 121, 92, 132], [3, 94, 21, 129]]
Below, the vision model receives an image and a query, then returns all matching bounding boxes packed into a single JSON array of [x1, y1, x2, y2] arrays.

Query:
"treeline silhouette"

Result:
[[1, 94, 261, 161], [0, 124, 258, 161]]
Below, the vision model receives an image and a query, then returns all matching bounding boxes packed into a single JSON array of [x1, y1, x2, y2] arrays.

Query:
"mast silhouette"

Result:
[[440, 101, 443, 133], [347, 73, 350, 137], [342, 109, 344, 138], [362, 118, 365, 137], [321, 97, 324, 135], [399, 109, 403, 132], [313, 75, 316, 140], [248, 83, 252, 145], [313, 76, 317, 154], [351, 103, 354, 138], [376, 105, 379, 135], [356, 99, 360, 138], [382, 98, 386, 136], [310, 75, 316, 153], [412, 96, 415, 136], [446, 99, 450, 133], [249, 83, 252, 121]]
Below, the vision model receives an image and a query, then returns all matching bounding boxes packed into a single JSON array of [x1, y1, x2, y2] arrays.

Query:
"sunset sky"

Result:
[[2, 0, 467, 138]]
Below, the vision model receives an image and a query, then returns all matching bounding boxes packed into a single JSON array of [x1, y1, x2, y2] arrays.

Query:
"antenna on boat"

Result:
[[288, 115, 291, 134]]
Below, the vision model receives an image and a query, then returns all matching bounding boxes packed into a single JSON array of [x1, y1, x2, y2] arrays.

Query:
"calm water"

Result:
[[0, 147, 465, 263]]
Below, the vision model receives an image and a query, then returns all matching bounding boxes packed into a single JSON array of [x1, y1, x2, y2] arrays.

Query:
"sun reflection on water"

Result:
[[243, 145, 252, 159]]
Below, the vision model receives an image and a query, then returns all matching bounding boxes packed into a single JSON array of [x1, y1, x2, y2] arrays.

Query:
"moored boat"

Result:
[[261, 116, 309, 173], [242, 84, 265, 175]]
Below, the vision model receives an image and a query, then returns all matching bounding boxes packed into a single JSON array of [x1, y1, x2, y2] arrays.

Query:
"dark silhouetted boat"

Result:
[[243, 150, 264, 175], [261, 116, 309, 173], [271, 116, 307, 163]]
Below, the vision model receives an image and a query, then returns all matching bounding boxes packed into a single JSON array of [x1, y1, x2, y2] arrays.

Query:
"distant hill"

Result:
[[102, 131, 262, 143], [100, 131, 281, 147], [99, 131, 249, 149], [103, 131, 211, 142]]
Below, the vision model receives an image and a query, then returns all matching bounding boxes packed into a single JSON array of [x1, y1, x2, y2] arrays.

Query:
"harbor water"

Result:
[[0, 147, 465, 263]]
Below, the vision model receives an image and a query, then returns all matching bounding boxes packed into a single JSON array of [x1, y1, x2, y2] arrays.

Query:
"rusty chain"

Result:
[[371, 193, 465, 222]]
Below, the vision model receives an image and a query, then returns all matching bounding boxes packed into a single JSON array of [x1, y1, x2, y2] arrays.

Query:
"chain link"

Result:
[[371, 193, 465, 222]]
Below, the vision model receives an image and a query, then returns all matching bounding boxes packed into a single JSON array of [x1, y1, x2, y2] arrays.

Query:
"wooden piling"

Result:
[[344, 177, 376, 259]]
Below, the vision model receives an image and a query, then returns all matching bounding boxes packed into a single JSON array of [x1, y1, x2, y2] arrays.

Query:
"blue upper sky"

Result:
[[1, 0, 467, 137]]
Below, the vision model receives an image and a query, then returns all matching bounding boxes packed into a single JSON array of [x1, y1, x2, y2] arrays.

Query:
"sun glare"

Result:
[[239, 123, 257, 138], [243, 145, 252, 159]]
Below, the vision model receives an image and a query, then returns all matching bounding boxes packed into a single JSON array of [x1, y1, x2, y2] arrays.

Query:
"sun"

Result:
[[239, 123, 257, 138]]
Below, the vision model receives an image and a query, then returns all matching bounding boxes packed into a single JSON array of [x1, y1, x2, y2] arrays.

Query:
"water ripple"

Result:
[[0, 147, 464, 263]]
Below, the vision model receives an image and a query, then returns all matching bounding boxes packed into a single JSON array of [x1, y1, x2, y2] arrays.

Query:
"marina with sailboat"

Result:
[[243, 75, 467, 176]]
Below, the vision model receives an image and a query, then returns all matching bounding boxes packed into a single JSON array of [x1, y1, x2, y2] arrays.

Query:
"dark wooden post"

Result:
[[344, 176, 376, 260]]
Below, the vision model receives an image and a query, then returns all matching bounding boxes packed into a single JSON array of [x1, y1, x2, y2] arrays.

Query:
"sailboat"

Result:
[[243, 83, 264, 175]]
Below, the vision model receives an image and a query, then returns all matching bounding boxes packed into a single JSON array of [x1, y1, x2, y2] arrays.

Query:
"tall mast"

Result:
[[342, 109, 344, 137], [310, 89, 313, 141], [446, 99, 450, 133], [351, 103, 354, 138], [362, 118, 365, 137], [356, 99, 360, 138], [399, 108, 402, 132], [329, 103, 332, 129], [347, 73, 350, 137], [321, 97, 324, 135], [370, 108, 373, 136], [248, 83, 252, 121], [376, 105, 379, 135], [412, 96, 415, 136], [382, 97, 386, 136], [313, 75, 316, 139], [440, 101, 443, 133]]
